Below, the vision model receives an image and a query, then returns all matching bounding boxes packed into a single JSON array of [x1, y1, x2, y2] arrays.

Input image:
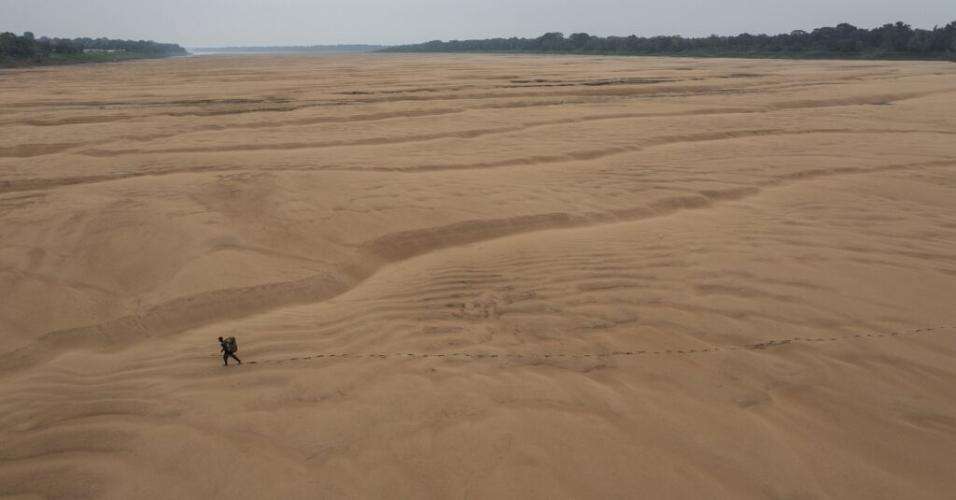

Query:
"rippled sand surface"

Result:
[[2, 54, 956, 499]]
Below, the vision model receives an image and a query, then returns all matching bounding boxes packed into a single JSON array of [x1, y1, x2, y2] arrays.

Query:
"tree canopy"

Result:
[[1, 32, 187, 66], [382, 21, 956, 59]]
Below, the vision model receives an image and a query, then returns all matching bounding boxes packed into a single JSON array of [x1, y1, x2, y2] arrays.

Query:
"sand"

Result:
[[1, 53, 956, 499]]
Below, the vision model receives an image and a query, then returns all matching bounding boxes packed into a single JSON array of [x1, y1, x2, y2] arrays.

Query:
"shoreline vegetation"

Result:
[[0, 32, 188, 68], [4, 21, 954, 68], [381, 21, 956, 60]]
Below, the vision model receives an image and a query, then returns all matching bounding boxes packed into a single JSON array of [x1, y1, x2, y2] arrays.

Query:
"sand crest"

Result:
[[1, 54, 956, 499]]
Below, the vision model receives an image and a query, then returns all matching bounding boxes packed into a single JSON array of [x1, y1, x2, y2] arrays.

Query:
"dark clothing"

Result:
[[220, 340, 241, 366], [222, 351, 241, 365]]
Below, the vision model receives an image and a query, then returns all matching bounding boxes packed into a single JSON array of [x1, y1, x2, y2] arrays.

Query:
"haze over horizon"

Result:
[[1, 0, 953, 47]]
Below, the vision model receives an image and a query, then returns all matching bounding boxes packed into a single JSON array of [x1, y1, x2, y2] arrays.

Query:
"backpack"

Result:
[[223, 337, 238, 354]]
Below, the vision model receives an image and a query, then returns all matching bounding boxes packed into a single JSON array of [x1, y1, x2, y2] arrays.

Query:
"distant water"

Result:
[[188, 46, 385, 56]]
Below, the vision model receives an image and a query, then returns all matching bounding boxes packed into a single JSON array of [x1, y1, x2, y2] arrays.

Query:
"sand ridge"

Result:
[[2, 54, 956, 499]]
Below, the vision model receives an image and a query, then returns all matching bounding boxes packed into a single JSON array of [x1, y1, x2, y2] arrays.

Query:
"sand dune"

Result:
[[1, 54, 956, 499]]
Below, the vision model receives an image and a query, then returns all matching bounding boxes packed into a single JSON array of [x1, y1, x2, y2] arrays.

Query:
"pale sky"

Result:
[[2, 0, 953, 47]]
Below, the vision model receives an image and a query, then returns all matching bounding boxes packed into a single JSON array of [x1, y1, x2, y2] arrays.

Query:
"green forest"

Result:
[[382, 22, 956, 59], [1, 32, 188, 67]]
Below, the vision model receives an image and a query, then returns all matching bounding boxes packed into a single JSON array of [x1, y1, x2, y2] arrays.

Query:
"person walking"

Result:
[[218, 336, 242, 366]]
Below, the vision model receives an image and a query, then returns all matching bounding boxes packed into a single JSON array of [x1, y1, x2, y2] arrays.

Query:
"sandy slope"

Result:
[[1, 54, 956, 499]]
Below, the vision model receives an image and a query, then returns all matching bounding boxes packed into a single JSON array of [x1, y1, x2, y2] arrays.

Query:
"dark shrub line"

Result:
[[381, 22, 956, 60], [1, 32, 188, 67]]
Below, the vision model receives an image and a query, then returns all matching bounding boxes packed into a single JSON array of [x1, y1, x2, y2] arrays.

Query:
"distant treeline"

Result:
[[382, 22, 956, 59], [1, 32, 188, 67], [193, 44, 384, 54]]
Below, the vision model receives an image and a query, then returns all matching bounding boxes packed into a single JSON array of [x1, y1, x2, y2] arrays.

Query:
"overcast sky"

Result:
[[2, 0, 953, 47]]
